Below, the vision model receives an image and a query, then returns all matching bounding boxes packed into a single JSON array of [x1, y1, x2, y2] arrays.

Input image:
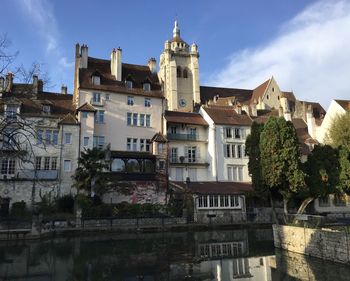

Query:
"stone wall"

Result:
[[273, 224, 350, 264]]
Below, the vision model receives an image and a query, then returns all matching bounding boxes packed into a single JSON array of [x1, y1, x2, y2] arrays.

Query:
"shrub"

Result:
[[56, 194, 75, 214], [10, 201, 30, 218]]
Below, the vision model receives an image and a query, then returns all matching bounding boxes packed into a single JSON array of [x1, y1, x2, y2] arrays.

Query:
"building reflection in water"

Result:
[[1, 228, 349, 281]]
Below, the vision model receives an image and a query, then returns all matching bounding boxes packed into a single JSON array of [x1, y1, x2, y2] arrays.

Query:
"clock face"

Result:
[[179, 99, 187, 107]]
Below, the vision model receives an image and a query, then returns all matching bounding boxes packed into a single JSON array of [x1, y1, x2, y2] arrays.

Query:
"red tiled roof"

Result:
[[200, 86, 253, 105], [170, 181, 252, 195], [79, 57, 163, 98], [203, 105, 252, 126], [251, 79, 270, 103], [165, 110, 208, 126]]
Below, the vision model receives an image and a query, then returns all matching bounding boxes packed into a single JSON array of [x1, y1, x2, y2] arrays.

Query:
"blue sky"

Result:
[[1, 0, 349, 107]]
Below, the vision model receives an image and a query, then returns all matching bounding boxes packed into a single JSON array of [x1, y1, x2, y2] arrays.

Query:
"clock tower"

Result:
[[158, 21, 200, 112]]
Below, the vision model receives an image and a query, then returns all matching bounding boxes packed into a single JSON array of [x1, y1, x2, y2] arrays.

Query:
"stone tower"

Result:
[[158, 21, 200, 112]]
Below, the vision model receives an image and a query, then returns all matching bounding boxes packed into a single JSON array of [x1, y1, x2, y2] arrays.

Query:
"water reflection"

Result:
[[0, 228, 348, 281]]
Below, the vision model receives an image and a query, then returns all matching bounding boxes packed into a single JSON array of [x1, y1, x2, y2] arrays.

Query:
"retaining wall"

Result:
[[273, 224, 350, 264]]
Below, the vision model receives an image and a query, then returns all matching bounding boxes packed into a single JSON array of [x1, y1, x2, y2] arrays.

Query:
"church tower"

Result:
[[158, 21, 200, 112]]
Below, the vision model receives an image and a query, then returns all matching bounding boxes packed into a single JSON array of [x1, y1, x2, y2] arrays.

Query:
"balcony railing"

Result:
[[170, 157, 208, 165], [90, 98, 105, 106], [167, 133, 206, 141], [16, 170, 58, 180]]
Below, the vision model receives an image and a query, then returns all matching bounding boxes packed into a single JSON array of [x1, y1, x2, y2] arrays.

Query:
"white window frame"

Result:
[[197, 194, 241, 209], [64, 160, 72, 172], [127, 96, 134, 105], [65, 133, 72, 144]]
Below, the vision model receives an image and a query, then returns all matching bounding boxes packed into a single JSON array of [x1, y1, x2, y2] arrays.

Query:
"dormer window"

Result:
[[92, 75, 100, 85], [143, 83, 151, 92], [42, 105, 51, 114], [5, 105, 19, 120], [125, 80, 133, 89]]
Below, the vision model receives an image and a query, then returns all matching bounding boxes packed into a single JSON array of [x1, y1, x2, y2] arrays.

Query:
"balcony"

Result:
[[16, 170, 58, 180], [167, 133, 206, 142], [170, 157, 209, 167]]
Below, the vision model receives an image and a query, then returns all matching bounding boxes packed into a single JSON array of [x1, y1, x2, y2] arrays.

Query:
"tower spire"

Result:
[[173, 20, 180, 38]]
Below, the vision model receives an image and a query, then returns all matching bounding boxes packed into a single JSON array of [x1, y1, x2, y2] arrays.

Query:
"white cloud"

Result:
[[59, 57, 74, 68], [208, 0, 350, 108]]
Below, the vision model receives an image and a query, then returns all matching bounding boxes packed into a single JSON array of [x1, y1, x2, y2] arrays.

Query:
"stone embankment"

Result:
[[273, 224, 350, 264]]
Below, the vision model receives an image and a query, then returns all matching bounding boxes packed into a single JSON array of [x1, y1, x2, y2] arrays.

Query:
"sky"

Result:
[[1, 0, 349, 108]]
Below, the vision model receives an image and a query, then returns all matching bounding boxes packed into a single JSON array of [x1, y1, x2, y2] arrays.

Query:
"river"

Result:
[[1, 227, 350, 281]]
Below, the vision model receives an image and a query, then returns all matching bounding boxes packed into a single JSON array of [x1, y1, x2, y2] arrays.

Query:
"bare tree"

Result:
[[0, 33, 18, 76]]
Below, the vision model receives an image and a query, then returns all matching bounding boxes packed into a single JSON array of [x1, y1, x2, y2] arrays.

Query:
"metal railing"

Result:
[[167, 133, 206, 141], [170, 156, 208, 164]]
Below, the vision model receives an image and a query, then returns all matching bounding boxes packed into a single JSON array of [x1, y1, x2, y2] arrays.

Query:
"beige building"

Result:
[[0, 73, 78, 212]]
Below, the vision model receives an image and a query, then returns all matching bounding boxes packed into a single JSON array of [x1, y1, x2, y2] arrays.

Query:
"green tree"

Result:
[[338, 147, 350, 192], [245, 122, 266, 195], [260, 117, 305, 214], [72, 147, 109, 197], [327, 111, 350, 150], [297, 145, 340, 214]]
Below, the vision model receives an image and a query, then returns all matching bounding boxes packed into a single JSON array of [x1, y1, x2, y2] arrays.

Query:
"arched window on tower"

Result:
[[177, 66, 182, 78], [183, 68, 188, 78]]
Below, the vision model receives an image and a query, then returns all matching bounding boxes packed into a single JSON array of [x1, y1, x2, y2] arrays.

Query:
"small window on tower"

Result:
[[177, 66, 182, 78], [183, 68, 188, 78]]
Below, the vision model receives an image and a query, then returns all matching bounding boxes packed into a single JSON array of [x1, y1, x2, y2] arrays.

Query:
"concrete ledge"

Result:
[[273, 224, 350, 264]]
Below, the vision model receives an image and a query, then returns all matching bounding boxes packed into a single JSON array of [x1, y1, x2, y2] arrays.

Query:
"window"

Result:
[[187, 146, 197, 163], [92, 92, 101, 103], [64, 160, 71, 172], [140, 139, 146, 151], [198, 195, 240, 209], [146, 139, 151, 152], [45, 130, 52, 145], [183, 68, 188, 78], [5, 105, 18, 119], [93, 136, 105, 148], [105, 94, 110, 101], [126, 80, 133, 89], [170, 126, 177, 134], [334, 194, 347, 206], [51, 157, 57, 170], [157, 160, 165, 170], [82, 112, 88, 118], [127, 138, 132, 151], [175, 167, 183, 181], [44, 157, 50, 170], [35, 157, 42, 170], [1, 158, 15, 175], [319, 196, 330, 207], [144, 98, 151, 107], [127, 113, 132, 125], [146, 114, 151, 127], [92, 75, 100, 85], [143, 83, 151, 92], [133, 113, 138, 126], [42, 105, 51, 114], [224, 144, 231, 158], [65, 133, 72, 144], [188, 128, 197, 140], [140, 114, 145, 126], [225, 128, 232, 138], [188, 168, 197, 181], [52, 131, 59, 145], [37, 130, 43, 144], [227, 166, 244, 182], [127, 96, 134, 105], [95, 110, 104, 123], [171, 148, 178, 163], [234, 128, 241, 139], [177, 66, 182, 78], [237, 145, 242, 158], [83, 137, 89, 147], [132, 138, 137, 151], [111, 158, 125, 172]]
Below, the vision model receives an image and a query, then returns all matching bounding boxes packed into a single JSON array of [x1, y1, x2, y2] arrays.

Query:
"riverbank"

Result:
[[0, 220, 272, 241]]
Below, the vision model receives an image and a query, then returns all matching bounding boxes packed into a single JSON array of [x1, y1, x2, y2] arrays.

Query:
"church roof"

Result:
[[200, 86, 253, 105], [79, 57, 163, 98]]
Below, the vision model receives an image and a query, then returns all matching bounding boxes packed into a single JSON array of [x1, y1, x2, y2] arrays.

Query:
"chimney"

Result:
[[111, 47, 122, 81], [148, 58, 157, 74], [5, 72, 14, 92], [80, 44, 88, 69], [235, 104, 242, 115], [61, 85, 67, 95], [278, 106, 283, 117], [0, 76, 4, 91], [75, 43, 80, 58], [37, 79, 43, 92], [33, 75, 38, 94]]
